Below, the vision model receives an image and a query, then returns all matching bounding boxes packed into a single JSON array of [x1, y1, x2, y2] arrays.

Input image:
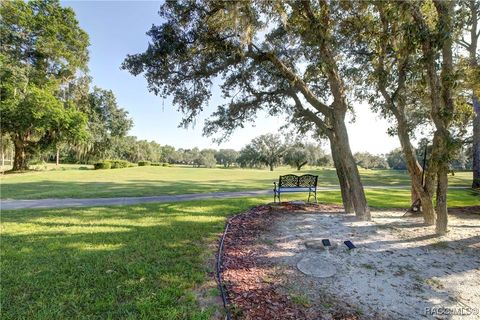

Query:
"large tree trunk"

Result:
[[330, 141, 354, 213], [396, 118, 436, 224], [435, 162, 449, 235], [469, 0, 479, 189], [414, 0, 454, 235], [375, 7, 436, 224], [473, 98, 480, 188], [13, 138, 28, 171], [333, 118, 371, 220]]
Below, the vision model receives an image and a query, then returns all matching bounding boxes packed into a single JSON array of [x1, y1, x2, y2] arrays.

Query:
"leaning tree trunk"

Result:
[[297, 161, 307, 171], [333, 119, 371, 220], [411, 0, 454, 235], [13, 138, 28, 171], [410, 164, 422, 204], [330, 141, 354, 213], [396, 117, 436, 224]]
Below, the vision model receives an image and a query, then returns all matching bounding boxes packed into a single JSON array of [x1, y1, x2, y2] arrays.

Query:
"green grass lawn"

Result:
[[0, 198, 262, 319], [1, 190, 477, 319], [0, 165, 473, 199], [318, 188, 480, 208]]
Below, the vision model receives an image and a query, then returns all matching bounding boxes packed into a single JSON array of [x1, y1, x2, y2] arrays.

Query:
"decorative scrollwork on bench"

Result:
[[273, 174, 318, 203]]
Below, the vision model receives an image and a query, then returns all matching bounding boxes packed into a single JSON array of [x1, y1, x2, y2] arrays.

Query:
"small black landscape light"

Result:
[[344, 240, 356, 250], [322, 239, 331, 247]]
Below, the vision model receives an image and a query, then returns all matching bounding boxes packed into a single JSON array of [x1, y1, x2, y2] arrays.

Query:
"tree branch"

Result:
[[456, 38, 471, 50], [289, 91, 332, 137], [247, 45, 333, 116]]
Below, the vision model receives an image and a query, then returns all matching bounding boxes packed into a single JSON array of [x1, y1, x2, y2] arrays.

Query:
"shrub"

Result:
[[162, 163, 170, 167], [94, 161, 111, 170], [109, 160, 131, 169], [138, 161, 151, 166], [151, 162, 161, 166]]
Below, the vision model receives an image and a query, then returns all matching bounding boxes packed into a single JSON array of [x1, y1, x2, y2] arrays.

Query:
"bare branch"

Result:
[[456, 38, 471, 50]]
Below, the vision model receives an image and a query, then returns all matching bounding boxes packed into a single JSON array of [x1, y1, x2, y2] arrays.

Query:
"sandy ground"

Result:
[[261, 210, 480, 320]]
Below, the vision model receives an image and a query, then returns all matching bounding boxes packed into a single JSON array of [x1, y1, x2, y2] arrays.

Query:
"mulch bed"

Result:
[[219, 202, 356, 320], [449, 206, 480, 215], [219, 203, 479, 319]]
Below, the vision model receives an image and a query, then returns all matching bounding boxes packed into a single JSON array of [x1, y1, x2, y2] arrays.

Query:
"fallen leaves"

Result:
[[220, 202, 351, 320]]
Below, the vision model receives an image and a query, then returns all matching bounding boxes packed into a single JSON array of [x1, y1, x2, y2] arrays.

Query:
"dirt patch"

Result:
[[221, 203, 361, 319], [220, 204, 480, 320]]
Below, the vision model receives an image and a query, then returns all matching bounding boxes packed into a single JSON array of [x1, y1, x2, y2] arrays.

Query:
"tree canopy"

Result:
[[284, 142, 324, 171], [123, 0, 372, 219], [0, 0, 90, 170]]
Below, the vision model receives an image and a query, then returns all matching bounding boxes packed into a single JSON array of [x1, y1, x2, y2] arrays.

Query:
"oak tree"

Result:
[[0, 0, 90, 171], [123, 0, 372, 219]]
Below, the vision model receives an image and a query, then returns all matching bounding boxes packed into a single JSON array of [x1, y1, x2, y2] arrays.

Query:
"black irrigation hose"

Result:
[[216, 219, 232, 320]]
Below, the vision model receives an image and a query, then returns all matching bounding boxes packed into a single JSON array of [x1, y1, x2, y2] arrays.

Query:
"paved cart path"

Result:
[[0, 186, 473, 210]]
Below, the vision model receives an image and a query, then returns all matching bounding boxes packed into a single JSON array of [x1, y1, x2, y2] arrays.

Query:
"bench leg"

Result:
[[274, 191, 280, 203]]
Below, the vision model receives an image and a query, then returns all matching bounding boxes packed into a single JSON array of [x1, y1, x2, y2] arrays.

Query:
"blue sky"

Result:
[[64, 0, 400, 153]]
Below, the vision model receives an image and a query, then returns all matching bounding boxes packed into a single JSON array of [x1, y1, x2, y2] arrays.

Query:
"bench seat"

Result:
[[278, 187, 315, 192], [273, 174, 318, 203]]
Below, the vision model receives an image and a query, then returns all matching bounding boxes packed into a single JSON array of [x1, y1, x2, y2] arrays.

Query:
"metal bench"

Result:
[[273, 174, 318, 203]]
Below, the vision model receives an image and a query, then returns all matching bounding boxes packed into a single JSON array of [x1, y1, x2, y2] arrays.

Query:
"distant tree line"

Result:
[[1, 127, 473, 171], [121, 0, 479, 234]]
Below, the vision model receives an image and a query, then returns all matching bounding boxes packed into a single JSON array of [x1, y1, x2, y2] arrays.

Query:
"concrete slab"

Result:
[[296, 253, 338, 278]]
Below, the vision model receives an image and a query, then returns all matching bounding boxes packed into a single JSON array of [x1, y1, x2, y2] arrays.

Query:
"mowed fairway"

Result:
[[1, 193, 478, 319], [0, 165, 473, 200], [0, 198, 262, 319], [0, 178, 478, 319]]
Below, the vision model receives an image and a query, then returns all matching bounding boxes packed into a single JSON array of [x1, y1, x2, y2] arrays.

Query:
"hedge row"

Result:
[[151, 163, 170, 167], [94, 160, 172, 169], [94, 162, 111, 170], [94, 160, 134, 170], [110, 160, 132, 169]]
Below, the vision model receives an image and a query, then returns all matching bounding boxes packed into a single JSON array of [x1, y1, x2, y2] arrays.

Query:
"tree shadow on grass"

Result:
[[1, 179, 278, 200], [1, 168, 433, 201], [1, 201, 259, 319]]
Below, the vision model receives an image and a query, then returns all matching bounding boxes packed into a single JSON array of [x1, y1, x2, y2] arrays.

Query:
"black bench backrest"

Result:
[[278, 174, 318, 188]]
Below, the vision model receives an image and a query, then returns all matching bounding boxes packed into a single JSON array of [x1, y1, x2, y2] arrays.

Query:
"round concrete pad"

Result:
[[297, 254, 337, 278]]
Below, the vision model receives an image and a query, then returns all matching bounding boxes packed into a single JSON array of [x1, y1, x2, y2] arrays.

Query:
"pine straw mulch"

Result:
[[220, 202, 359, 320]]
